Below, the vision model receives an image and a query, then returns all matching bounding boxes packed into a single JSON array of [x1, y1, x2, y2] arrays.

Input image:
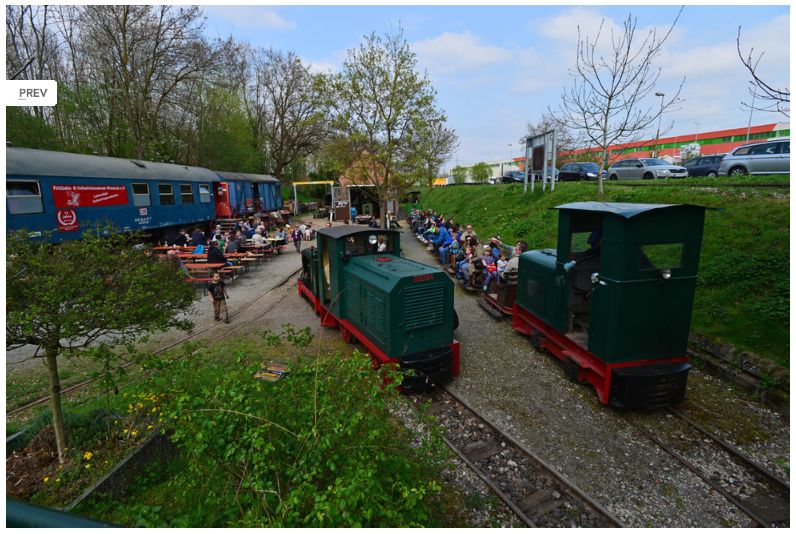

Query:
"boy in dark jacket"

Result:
[[207, 272, 230, 323]]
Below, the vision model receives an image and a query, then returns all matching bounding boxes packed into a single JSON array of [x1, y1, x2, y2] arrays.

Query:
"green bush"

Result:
[[119, 330, 446, 527]]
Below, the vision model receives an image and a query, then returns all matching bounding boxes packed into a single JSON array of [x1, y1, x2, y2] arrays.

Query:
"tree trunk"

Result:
[[45, 346, 67, 464]]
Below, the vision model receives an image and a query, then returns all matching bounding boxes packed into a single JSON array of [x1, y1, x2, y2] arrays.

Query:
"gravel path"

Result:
[[397, 226, 789, 528]]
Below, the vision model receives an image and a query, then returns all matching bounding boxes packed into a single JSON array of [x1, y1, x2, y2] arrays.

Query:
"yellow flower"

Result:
[[123, 428, 129, 434], [43, 477, 50, 483], [84, 463, 91, 469], [131, 430, 139, 437], [55, 478, 61, 483], [83, 451, 93, 460], [151, 407, 158, 413], [147, 425, 153, 430]]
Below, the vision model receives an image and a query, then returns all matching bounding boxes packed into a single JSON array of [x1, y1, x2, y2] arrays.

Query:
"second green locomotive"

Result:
[[298, 226, 460, 389]]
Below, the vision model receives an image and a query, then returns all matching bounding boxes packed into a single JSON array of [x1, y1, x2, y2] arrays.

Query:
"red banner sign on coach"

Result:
[[52, 184, 129, 209]]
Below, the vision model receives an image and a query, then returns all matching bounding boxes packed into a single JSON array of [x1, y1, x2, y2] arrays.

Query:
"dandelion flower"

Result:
[[85, 464, 91, 469], [83, 451, 93, 460], [43, 477, 49, 483], [55, 478, 61, 483], [151, 407, 158, 413], [147, 425, 153, 430], [123, 429, 129, 434], [131, 430, 139, 437]]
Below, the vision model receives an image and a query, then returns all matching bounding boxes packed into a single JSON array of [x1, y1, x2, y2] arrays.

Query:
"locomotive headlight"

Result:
[[368, 235, 378, 245], [661, 269, 672, 280]]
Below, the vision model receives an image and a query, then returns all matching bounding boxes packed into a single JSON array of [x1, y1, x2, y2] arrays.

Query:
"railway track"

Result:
[[627, 408, 789, 527], [422, 386, 624, 528], [6, 266, 303, 418]]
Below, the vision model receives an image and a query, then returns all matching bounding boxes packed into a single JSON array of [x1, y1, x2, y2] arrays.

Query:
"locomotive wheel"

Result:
[[530, 330, 544, 351]]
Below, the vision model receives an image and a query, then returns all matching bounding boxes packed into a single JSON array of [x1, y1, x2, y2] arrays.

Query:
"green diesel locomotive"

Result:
[[511, 202, 710, 409], [298, 226, 460, 389]]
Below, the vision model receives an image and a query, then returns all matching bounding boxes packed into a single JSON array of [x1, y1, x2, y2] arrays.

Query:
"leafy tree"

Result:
[[552, 10, 684, 194], [470, 162, 491, 183], [450, 165, 469, 185], [406, 118, 459, 188], [6, 228, 197, 464], [196, 88, 262, 173], [6, 107, 60, 150], [327, 29, 449, 224]]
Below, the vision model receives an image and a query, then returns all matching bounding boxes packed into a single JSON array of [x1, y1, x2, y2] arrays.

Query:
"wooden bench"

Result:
[[486, 269, 519, 309]]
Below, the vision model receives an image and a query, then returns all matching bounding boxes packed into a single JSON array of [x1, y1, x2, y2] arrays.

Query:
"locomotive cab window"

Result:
[[199, 183, 212, 203], [180, 183, 194, 204], [158, 183, 174, 206], [7, 180, 44, 214], [639, 243, 683, 270], [131, 183, 151, 207]]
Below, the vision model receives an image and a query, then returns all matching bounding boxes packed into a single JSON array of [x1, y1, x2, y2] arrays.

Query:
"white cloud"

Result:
[[413, 31, 513, 76], [204, 6, 296, 31]]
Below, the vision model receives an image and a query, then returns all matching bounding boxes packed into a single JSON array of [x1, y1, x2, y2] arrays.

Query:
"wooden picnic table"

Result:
[[184, 263, 226, 270]]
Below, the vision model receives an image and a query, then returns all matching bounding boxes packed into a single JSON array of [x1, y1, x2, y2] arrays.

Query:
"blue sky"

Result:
[[201, 4, 790, 168]]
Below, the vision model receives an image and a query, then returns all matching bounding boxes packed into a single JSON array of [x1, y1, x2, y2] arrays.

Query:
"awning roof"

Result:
[[554, 202, 708, 219]]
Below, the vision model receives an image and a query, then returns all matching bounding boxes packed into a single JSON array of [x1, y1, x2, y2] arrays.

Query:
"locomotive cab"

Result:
[[514, 202, 710, 409]]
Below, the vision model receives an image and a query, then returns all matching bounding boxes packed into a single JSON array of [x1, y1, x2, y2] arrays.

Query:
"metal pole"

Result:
[[330, 184, 335, 221], [654, 92, 665, 157], [293, 184, 298, 215], [745, 92, 756, 142], [550, 130, 557, 192], [526, 137, 533, 193]]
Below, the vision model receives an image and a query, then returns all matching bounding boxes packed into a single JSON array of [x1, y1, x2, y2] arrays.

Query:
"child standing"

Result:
[[207, 272, 230, 323]]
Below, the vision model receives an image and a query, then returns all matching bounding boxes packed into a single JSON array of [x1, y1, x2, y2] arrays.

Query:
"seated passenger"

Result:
[[207, 241, 231, 266], [377, 235, 388, 252], [251, 228, 266, 246], [503, 241, 529, 276], [439, 236, 459, 266], [480, 244, 496, 291]]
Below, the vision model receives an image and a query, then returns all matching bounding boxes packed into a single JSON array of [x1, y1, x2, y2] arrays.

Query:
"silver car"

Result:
[[718, 139, 790, 176], [607, 158, 688, 180]]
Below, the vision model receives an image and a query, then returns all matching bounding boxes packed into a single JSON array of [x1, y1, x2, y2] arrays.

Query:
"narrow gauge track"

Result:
[[626, 409, 789, 527], [7, 266, 303, 418], [421, 385, 624, 528]]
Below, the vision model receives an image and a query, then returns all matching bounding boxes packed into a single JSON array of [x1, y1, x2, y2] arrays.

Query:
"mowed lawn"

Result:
[[417, 177, 789, 367]]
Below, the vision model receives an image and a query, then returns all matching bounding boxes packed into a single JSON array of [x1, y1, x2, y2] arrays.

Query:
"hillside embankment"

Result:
[[417, 179, 789, 375]]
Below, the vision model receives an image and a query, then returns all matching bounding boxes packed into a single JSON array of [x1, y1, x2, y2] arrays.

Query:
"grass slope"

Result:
[[419, 179, 789, 367]]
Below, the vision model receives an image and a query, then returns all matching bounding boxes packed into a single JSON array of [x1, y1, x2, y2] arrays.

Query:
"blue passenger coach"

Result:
[[6, 147, 219, 242]]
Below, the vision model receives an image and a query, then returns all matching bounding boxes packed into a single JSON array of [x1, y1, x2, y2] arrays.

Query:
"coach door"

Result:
[[214, 182, 231, 218]]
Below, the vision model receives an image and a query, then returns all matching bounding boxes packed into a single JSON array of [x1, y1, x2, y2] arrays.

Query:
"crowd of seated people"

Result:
[[408, 208, 528, 292]]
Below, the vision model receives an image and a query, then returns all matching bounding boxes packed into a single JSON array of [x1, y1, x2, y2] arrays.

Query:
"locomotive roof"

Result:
[[6, 147, 220, 183], [213, 170, 279, 183], [554, 202, 707, 219], [316, 226, 399, 240]]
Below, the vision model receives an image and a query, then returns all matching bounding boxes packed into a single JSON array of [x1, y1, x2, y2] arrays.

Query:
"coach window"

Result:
[[7, 180, 44, 214], [131, 183, 151, 207], [199, 183, 212, 203], [180, 183, 194, 204], [158, 183, 175, 206]]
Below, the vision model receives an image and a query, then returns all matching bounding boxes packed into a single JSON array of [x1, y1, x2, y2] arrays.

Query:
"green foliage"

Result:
[[450, 165, 469, 184], [419, 179, 789, 366], [470, 162, 491, 183], [6, 107, 60, 150], [119, 329, 445, 527], [196, 88, 262, 173]]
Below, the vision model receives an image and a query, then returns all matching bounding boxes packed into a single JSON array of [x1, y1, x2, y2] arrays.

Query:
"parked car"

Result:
[[718, 139, 790, 177], [682, 154, 725, 177], [559, 162, 602, 181], [500, 170, 528, 183], [607, 158, 688, 180]]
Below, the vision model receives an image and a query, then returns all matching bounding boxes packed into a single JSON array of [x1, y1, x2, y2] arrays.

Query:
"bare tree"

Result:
[[525, 112, 581, 160], [82, 5, 223, 159], [245, 48, 329, 181], [552, 10, 684, 194], [737, 27, 789, 118]]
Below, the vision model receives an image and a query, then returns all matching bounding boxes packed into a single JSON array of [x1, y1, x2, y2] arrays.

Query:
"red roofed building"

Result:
[[514, 122, 789, 167]]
